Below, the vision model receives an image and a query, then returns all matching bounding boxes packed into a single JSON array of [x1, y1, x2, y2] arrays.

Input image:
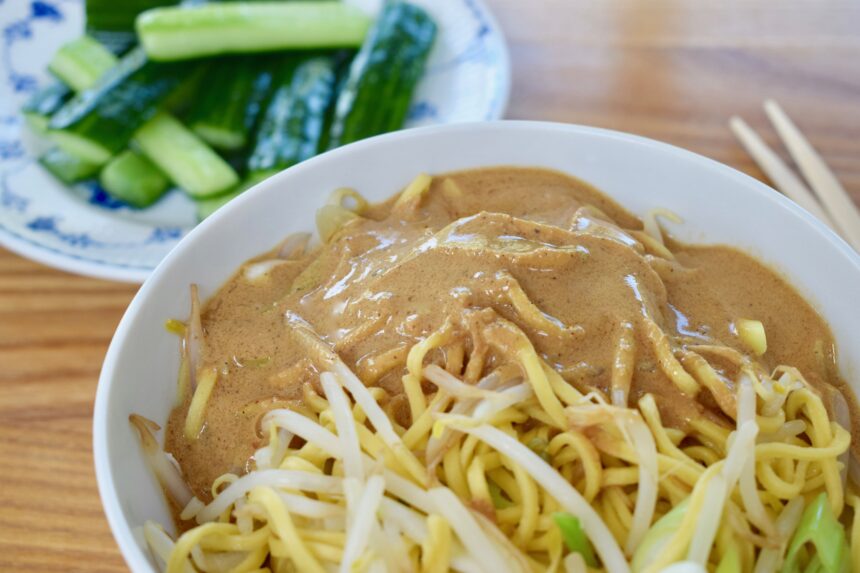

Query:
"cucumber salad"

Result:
[[22, 1, 437, 220]]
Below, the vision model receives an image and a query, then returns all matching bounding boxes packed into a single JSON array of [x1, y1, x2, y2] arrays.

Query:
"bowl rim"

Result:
[[93, 120, 860, 572]]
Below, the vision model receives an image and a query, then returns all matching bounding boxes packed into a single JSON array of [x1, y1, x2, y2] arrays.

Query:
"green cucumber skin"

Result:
[[48, 48, 191, 164], [161, 61, 211, 115], [39, 148, 101, 183], [21, 81, 72, 130], [328, 0, 437, 148], [136, 3, 371, 61], [189, 56, 267, 150], [244, 58, 277, 135], [100, 149, 170, 208], [87, 0, 179, 32], [247, 55, 338, 178]]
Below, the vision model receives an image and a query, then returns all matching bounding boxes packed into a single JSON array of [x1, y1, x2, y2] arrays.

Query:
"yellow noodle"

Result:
[[689, 417, 730, 455], [302, 542, 343, 563], [442, 441, 470, 500], [679, 350, 737, 418], [501, 272, 578, 338], [755, 424, 849, 461], [199, 526, 270, 552], [356, 345, 408, 384], [520, 348, 567, 427], [298, 530, 346, 545], [489, 467, 523, 504], [249, 488, 325, 573], [629, 229, 676, 259], [509, 461, 540, 548], [168, 523, 239, 573], [445, 342, 465, 375], [543, 361, 584, 406], [606, 486, 634, 531], [640, 394, 699, 466], [642, 316, 699, 395], [466, 455, 492, 508], [404, 321, 454, 421], [602, 466, 640, 487], [547, 431, 602, 501], [403, 391, 451, 450], [790, 389, 844, 514], [683, 445, 722, 467], [757, 459, 807, 499], [496, 505, 523, 525], [599, 492, 627, 545]]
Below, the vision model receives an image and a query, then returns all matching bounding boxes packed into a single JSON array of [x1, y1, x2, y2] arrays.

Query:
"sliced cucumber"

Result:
[[39, 147, 101, 183], [49, 47, 191, 165], [161, 61, 211, 116], [134, 112, 239, 198], [100, 149, 170, 208], [248, 55, 338, 179], [136, 3, 371, 61], [48, 36, 118, 92], [189, 56, 270, 150], [329, 0, 437, 148], [48, 131, 115, 165], [22, 81, 72, 133]]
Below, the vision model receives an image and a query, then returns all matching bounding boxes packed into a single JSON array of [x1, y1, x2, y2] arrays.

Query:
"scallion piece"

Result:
[[488, 480, 512, 509], [782, 493, 849, 573], [631, 497, 690, 572], [553, 512, 598, 568]]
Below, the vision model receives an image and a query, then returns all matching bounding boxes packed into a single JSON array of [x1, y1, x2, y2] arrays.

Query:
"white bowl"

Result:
[[93, 121, 860, 571]]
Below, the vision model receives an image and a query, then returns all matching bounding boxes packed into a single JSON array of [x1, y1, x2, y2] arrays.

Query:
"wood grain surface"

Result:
[[1, 1, 858, 571]]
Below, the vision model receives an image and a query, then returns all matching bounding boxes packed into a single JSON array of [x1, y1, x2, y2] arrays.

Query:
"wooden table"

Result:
[[1, 1, 858, 570]]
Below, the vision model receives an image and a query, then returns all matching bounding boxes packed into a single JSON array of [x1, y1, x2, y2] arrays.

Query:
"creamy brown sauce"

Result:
[[166, 167, 854, 499]]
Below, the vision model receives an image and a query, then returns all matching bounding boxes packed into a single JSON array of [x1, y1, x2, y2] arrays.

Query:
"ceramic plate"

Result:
[[0, 0, 509, 282]]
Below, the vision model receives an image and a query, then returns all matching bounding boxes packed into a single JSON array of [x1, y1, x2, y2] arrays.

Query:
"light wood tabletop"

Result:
[[1, 1, 858, 570]]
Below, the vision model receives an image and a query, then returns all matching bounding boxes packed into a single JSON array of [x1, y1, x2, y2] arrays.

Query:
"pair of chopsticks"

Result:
[[729, 100, 860, 252]]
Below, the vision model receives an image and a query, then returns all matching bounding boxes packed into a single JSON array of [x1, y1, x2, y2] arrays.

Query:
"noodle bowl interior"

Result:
[[133, 167, 859, 573]]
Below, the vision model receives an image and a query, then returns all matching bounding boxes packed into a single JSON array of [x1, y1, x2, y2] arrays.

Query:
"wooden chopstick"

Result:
[[729, 115, 839, 231], [763, 99, 860, 251]]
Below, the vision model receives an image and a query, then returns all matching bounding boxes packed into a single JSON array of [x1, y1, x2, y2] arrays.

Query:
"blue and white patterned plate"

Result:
[[0, 0, 509, 282]]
